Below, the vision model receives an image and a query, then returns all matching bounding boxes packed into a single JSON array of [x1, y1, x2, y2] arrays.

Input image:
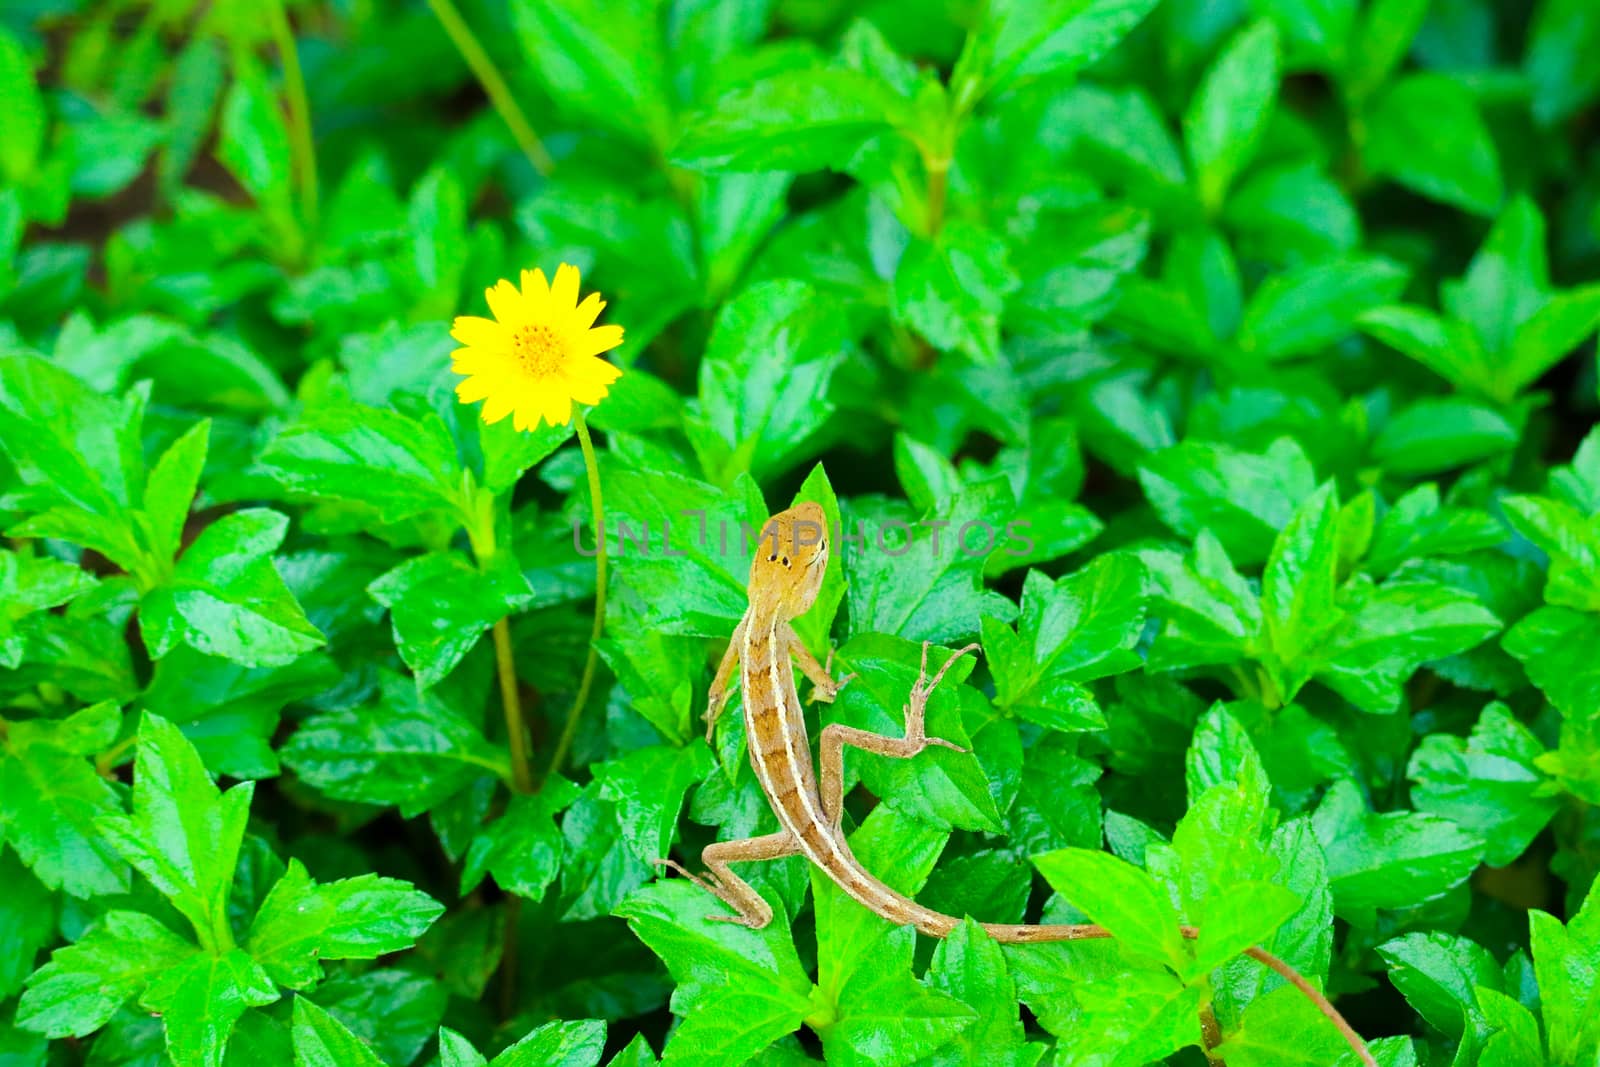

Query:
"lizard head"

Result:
[[749, 501, 829, 615]]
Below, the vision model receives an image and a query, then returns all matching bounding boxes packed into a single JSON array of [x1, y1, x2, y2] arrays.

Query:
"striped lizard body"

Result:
[[653, 502, 1377, 1064], [660, 502, 1099, 943]]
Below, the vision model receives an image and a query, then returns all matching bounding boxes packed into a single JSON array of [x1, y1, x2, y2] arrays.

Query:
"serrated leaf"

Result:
[[139, 508, 324, 668], [1032, 849, 1186, 969], [280, 673, 505, 816], [95, 714, 254, 950], [246, 859, 443, 989], [290, 997, 385, 1067], [140, 948, 277, 1067], [17, 911, 195, 1039]]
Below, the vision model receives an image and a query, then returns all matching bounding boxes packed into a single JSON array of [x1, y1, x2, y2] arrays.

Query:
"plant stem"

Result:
[[499, 896, 522, 1020], [265, 0, 318, 229], [493, 617, 533, 794], [925, 159, 949, 237], [426, 0, 554, 176], [1199, 1003, 1227, 1065], [544, 407, 607, 785]]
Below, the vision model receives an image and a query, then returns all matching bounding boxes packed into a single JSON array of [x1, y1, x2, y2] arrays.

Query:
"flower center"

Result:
[[513, 323, 564, 376]]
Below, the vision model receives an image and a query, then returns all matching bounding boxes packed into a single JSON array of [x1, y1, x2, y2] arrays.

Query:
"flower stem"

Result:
[[265, 0, 318, 229], [493, 617, 533, 794], [426, 0, 554, 176], [544, 407, 607, 784]]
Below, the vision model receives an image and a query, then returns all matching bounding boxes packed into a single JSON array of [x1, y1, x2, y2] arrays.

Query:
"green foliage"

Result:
[[3, 0, 1600, 1064]]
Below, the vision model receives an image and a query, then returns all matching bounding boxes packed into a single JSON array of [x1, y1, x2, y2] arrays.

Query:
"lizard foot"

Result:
[[810, 647, 857, 704], [904, 641, 981, 754]]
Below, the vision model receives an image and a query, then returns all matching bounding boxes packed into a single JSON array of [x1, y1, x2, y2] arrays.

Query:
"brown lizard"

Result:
[[656, 502, 1374, 1065]]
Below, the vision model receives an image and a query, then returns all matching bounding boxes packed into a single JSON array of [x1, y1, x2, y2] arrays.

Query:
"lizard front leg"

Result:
[[704, 611, 750, 744], [784, 621, 855, 703], [818, 641, 978, 826], [653, 830, 799, 928]]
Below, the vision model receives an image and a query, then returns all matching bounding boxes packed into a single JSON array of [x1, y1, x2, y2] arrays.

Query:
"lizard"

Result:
[[654, 502, 1375, 1066]]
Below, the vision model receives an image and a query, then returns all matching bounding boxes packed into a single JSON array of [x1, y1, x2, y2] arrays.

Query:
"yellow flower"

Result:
[[449, 263, 624, 430]]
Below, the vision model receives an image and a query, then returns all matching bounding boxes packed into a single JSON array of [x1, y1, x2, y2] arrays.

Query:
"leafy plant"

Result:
[[2, 0, 1600, 1065]]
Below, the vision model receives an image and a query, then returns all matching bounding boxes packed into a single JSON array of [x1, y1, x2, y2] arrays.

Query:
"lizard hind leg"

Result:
[[653, 831, 800, 929]]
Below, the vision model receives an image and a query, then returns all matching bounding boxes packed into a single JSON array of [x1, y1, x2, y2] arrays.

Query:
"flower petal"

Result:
[[568, 355, 623, 388], [455, 375, 498, 403], [485, 280, 526, 327], [551, 263, 581, 311], [450, 315, 507, 348], [541, 389, 573, 427], [481, 392, 516, 425], [572, 292, 607, 330], [575, 324, 624, 358]]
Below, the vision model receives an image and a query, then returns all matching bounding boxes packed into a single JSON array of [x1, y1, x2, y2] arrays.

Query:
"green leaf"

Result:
[[143, 420, 210, 569], [1530, 876, 1600, 1064], [1310, 779, 1484, 924], [844, 482, 1019, 643], [488, 1019, 607, 1067], [139, 509, 324, 668], [307, 970, 445, 1067], [981, 556, 1145, 732], [1367, 484, 1507, 574], [810, 813, 977, 1067], [0, 848, 53, 998], [1310, 577, 1501, 713], [246, 859, 444, 989], [920, 920, 1044, 1067], [1260, 483, 1341, 698], [95, 713, 253, 951], [0, 703, 129, 897], [1183, 20, 1281, 211], [18, 911, 195, 1038], [1213, 984, 1350, 1066], [952, 0, 1161, 103], [1357, 305, 1495, 396], [596, 743, 715, 865], [367, 550, 532, 687], [1237, 257, 1408, 362], [290, 997, 386, 1067], [616, 880, 812, 1066], [512, 0, 673, 148], [280, 673, 505, 816], [1140, 530, 1262, 673], [1475, 987, 1546, 1067], [0, 28, 46, 184], [0, 355, 147, 573], [1140, 437, 1317, 565], [1525, 0, 1600, 123], [1032, 849, 1186, 969], [1376, 931, 1501, 1039], [461, 777, 583, 900], [891, 221, 1021, 364], [1408, 702, 1559, 866], [0, 550, 97, 668], [673, 68, 902, 172], [1505, 284, 1600, 394], [1504, 605, 1600, 716], [684, 280, 847, 485], [139, 948, 277, 1067], [440, 1028, 488, 1067], [260, 404, 463, 524], [1372, 397, 1519, 477], [1364, 73, 1503, 215]]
